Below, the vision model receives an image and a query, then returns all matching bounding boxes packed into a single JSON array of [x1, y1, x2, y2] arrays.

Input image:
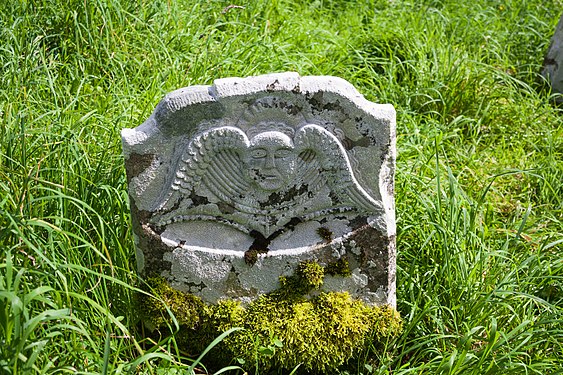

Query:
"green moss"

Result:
[[297, 260, 325, 289], [238, 292, 401, 373], [183, 299, 249, 358], [244, 249, 259, 265], [137, 276, 204, 331], [276, 260, 325, 299], [316, 226, 333, 242], [138, 266, 402, 374], [325, 258, 352, 277]]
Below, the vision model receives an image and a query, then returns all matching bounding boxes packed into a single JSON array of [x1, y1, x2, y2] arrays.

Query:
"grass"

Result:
[[0, 0, 562, 373]]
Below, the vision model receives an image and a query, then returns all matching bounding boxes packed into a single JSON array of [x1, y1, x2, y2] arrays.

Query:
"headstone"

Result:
[[122, 73, 396, 307], [542, 13, 563, 101]]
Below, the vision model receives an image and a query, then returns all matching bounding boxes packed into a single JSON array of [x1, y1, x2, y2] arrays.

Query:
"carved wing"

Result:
[[294, 124, 383, 214], [156, 126, 251, 211]]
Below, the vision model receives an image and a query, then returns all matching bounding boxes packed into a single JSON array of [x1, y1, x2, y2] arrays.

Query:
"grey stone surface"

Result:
[[122, 72, 396, 307], [542, 13, 563, 100]]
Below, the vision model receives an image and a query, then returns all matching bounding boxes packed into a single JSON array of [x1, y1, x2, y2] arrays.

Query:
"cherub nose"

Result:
[[264, 154, 276, 169]]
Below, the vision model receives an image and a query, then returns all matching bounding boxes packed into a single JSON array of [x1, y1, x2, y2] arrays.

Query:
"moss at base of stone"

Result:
[[137, 277, 205, 332], [277, 260, 325, 299], [239, 292, 401, 373], [137, 275, 402, 374]]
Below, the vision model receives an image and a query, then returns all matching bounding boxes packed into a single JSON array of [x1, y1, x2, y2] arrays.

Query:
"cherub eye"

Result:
[[250, 149, 267, 158], [275, 149, 292, 158]]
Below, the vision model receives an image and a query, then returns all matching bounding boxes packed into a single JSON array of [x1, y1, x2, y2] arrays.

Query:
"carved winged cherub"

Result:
[[151, 120, 383, 238]]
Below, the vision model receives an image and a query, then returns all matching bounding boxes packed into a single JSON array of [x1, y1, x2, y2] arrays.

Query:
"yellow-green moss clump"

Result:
[[325, 258, 352, 277], [277, 260, 325, 298], [138, 277, 205, 331], [137, 262, 401, 373]]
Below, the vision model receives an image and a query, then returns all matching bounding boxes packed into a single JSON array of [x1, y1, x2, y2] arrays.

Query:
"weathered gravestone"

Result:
[[542, 13, 563, 101], [122, 72, 396, 307]]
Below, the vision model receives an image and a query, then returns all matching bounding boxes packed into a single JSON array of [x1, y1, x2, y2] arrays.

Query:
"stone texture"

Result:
[[122, 72, 396, 307], [542, 13, 563, 101]]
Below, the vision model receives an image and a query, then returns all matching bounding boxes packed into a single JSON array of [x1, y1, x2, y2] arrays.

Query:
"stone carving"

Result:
[[122, 73, 396, 306], [153, 98, 382, 239], [542, 13, 563, 102]]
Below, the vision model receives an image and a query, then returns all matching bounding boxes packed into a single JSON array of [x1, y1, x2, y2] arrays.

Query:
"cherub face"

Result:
[[243, 131, 297, 192]]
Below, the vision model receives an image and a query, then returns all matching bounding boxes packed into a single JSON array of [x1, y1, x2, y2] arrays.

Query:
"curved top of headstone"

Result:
[[123, 72, 393, 141]]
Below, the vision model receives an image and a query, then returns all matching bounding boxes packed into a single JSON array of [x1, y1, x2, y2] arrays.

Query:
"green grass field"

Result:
[[1, 0, 562, 373]]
